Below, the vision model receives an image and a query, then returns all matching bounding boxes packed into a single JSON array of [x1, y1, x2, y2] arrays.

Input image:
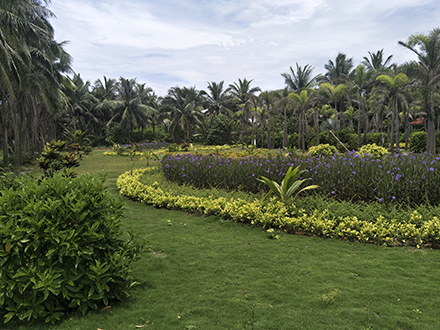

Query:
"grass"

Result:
[[4, 150, 440, 329]]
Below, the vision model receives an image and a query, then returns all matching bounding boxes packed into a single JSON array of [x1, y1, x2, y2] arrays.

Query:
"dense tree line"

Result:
[[1, 1, 440, 168]]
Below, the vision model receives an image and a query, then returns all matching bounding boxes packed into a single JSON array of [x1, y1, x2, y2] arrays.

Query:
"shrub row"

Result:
[[117, 168, 440, 248]]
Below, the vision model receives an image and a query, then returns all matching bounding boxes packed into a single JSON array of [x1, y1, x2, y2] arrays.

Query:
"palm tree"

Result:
[[362, 49, 394, 72], [161, 86, 205, 142], [399, 28, 440, 153], [289, 89, 314, 151], [281, 63, 319, 91], [323, 52, 354, 83], [205, 81, 232, 117], [349, 64, 371, 148], [318, 82, 349, 131], [92, 76, 117, 101], [100, 77, 154, 142], [0, 0, 72, 166], [227, 78, 261, 108], [374, 72, 410, 154]]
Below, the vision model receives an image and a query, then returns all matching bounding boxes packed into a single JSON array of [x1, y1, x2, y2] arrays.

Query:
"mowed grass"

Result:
[[6, 150, 440, 330]]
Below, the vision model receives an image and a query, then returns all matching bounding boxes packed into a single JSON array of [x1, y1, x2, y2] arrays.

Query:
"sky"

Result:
[[49, 0, 440, 96]]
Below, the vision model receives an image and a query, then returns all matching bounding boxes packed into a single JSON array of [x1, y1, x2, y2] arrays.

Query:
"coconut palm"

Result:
[[281, 63, 319, 91], [161, 86, 205, 142], [362, 49, 394, 72], [399, 28, 440, 153], [100, 77, 154, 142], [323, 52, 354, 83], [227, 78, 261, 108], [205, 81, 232, 117], [0, 0, 72, 166], [289, 89, 314, 151]]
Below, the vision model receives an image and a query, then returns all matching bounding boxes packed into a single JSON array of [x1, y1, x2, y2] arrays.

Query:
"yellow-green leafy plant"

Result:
[[358, 143, 389, 159], [308, 144, 338, 157], [257, 166, 319, 205]]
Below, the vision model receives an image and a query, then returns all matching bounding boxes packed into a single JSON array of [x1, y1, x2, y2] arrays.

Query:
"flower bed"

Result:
[[161, 151, 440, 206], [117, 168, 440, 247]]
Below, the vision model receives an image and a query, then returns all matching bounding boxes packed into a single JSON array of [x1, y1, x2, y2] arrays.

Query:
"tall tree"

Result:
[[362, 49, 394, 72], [227, 78, 261, 107], [161, 86, 205, 142], [205, 81, 232, 117], [289, 89, 314, 151], [374, 72, 410, 154], [281, 63, 319, 91], [100, 77, 154, 141], [399, 28, 440, 153], [323, 52, 354, 83]]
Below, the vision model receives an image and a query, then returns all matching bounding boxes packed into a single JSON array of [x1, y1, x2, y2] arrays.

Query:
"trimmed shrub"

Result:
[[308, 144, 338, 157], [0, 173, 145, 324], [358, 143, 389, 159]]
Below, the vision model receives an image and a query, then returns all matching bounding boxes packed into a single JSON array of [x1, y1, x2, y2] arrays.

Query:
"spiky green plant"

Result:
[[257, 166, 319, 204]]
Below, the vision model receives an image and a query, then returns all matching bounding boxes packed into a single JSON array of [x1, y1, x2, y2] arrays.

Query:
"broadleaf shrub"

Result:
[[410, 131, 427, 153], [358, 143, 389, 159], [0, 173, 146, 324], [308, 144, 338, 157]]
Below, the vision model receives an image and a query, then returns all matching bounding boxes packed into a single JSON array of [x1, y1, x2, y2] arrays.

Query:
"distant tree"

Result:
[[323, 52, 354, 83], [281, 63, 319, 91], [362, 49, 394, 72], [399, 28, 440, 153]]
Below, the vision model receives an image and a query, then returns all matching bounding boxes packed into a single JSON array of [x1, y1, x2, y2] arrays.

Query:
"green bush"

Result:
[[37, 140, 80, 177], [308, 144, 338, 157], [366, 133, 389, 147], [410, 131, 427, 153], [0, 173, 146, 324], [358, 143, 389, 159]]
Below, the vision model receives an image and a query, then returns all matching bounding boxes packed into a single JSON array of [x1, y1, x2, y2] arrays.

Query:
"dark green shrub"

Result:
[[367, 133, 389, 147], [0, 173, 146, 324], [410, 131, 427, 153]]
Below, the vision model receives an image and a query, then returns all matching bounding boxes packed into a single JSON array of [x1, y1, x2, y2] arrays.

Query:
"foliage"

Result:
[[257, 166, 319, 204], [117, 168, 440, 247], [36, 140, 80, 178], [0, 173, 146, 324], [161, 151, 440, 206], [168, 143, 179, 152], [410, 131, 427, 153], [308, 144, 338, 157], [358, 143, 389, 159]]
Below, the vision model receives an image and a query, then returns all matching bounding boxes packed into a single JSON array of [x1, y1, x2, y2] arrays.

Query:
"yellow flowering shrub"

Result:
[[116, 169, 440, 248]]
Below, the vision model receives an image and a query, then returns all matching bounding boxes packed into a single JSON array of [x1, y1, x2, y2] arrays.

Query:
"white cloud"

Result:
[[49, 0, 440, 95]]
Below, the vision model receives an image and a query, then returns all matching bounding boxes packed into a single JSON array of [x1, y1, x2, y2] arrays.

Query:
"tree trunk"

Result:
[[427, 86, 436, 153]]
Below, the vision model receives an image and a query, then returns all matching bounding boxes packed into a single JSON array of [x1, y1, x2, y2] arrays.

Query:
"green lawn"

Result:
[[5, 151, 440, 330]]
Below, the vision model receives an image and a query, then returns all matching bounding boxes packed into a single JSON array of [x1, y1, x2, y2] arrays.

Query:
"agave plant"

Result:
[[257, 166, 319, 204]]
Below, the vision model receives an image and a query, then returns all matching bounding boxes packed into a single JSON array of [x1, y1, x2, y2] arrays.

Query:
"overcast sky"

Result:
[[49, 0, 440, 96]]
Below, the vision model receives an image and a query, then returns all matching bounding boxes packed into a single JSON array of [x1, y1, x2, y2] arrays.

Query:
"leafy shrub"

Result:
[[308, 144, 338, 157], [410, 131, 427, 153], [37, 140, 80, 177], [367, 133, 389, 147], [0, 173, 146, 324], [358, 143, 389, 159], [168, 143, 179, 152]]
